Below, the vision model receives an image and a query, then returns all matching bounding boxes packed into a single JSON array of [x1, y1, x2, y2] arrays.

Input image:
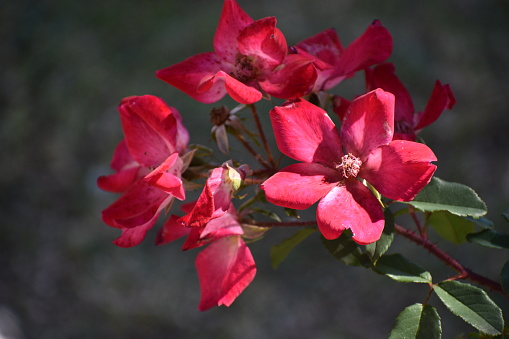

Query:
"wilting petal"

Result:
[[119, 96, 179, 167], [196, 236, 256, 311], [156, 52, 225, 104], [259, 54, 317, 99], [365, 62, 415, 125], [199, 70, 262, 104], [336, 20, 392, 77], [361, 140, 437, 201], [144, 153, 185, 200], [214, 0, 254, 63], [341, 89, 395, 160], [261, 163, 341, 209], [414, 80, 456, 131], [317, 180, 385, 244], [270, 99, 342, 165], [237, 17, 286, 67]]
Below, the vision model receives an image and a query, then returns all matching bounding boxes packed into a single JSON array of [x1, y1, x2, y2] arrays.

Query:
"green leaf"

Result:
[[389, 304, 441, 339], [374, 254, 432, 283], [434, 281, 504, 335], [406, 177, 487, 217], [501, 261, 509, 294], [466, 216, 494, 229], [428, 211, 476, 244], [366, 208, 395, 264], [271, 228, 316, 269], [503, 208, 509, 222], [466, 229, 509, 249], [321, 232, 369, 267], [284, 207, 299, 218]]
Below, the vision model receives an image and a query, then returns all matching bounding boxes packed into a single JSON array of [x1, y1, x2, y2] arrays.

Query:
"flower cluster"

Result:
[[98, 0, 455, 311]]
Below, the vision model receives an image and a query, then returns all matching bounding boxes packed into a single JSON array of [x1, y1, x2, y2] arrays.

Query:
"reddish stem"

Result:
[[249, 104, 276, 168], [233, 132, 271, 169], [249, 221, 317, 227], [395, 224, 507, 297]]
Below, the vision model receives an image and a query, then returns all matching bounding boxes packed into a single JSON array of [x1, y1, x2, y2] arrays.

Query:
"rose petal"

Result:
[[361, 140, 437, 201], [101, 180, 170, 228], [365, 62, 415, 125], [261, 163, 341, 209], [340, 89, 395, 160], [144, 153, 185, 200], [156, 52, 225, 104], [113, 217, 157, 248], [199, 70, 262, 104], [155, 214, 191, 246], [213, 0, 254, 63], [317, 180, 385, 244], [119, 96, 180, 167], [259, 54, 317, 99], [97, 166, 140, 193], [336, 20, 393, 76], [270, 99, 342, 165], [237, 17, 286, 67], [414, 80, 456, 131], [196, 236, 256, 311]]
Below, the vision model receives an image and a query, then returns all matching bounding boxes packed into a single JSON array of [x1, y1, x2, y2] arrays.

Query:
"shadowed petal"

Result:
[[414, 80, 456, 131], [317, 180, 385, 244], [101, 180, 170, 228], [196, 236, 256, 311], [336, 20, 393, 77], [341, 89, 395, 160], [259, 54, 317, 99], [198, 70, 262, 104], [261, 163, 341, 209], [113, 217, 157, 248], [270, 99, 342, 165], [365, 62, 415, 125], [361, 140, 437, 201], [156, 52, 225, 104], [155, 215, 191, 246]]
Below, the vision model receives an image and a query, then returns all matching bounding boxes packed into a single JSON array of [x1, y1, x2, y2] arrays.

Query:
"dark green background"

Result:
[[1, 0, 508, 338]]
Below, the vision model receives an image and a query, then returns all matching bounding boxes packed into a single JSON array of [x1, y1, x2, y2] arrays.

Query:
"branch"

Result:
[[395, 224, 507, 297]]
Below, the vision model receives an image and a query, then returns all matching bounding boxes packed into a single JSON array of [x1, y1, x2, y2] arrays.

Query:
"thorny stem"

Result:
[[249, 104, 276, 168], [408, 205, 425, 238], [233, 132, 272, 169], [395, 224, 508, 297]]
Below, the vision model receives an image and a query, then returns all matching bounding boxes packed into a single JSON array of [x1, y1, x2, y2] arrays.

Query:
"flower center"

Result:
[[232, 55, 258, 83], [335, 153, 362, 178]]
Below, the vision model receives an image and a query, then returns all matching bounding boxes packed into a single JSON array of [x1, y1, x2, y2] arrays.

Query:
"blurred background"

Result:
[[1, 0, 509, 338]]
